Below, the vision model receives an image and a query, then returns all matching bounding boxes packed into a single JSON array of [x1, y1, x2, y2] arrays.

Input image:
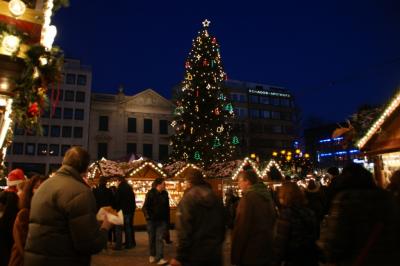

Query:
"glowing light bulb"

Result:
[[2, 35, 20, 55], [8, 0, 26, 17]]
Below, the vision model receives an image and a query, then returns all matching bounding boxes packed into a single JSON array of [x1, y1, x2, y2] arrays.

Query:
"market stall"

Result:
[[260, 159, 285, 190], [205, 157, 261, 201], [358, 90, 400, 187]]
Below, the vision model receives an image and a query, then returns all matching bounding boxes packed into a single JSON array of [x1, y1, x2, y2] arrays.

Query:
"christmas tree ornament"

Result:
[[224, 103, 233, 113], [183, 152, 189, 159], [206, 84, 211, 90], [195, 105, 199, 112], [217, 125, 224, 133], [215, 108, 220, 115], [27, 102, 40, 117], [232, 136, 240, 145], [190, 127, 194, 134], [213, 137, 221, 148], [203, 59, 208, 66], [196, 89, 199, 97], [194, 151, 201, 160], [185, 61, 190, 68], [212, 37, 217, 44], [186, 73, 193, 80]]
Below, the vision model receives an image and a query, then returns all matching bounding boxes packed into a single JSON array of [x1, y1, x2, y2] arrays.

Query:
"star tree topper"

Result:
[[202, 19, 211, 27]]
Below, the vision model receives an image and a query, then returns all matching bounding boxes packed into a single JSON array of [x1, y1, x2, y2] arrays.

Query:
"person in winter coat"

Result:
[[231, 170, 276, 266], [0, 191, 19, 266], [142, 177, 170, 265], [92, 176, 114, 212], [272, 182, 319, 266], [224, 188, 239, 229], [318, 163, 400, 266], [114, 176, 136, 249], [24, 146, 113, 266], [170, 169, 226, 266], [8, 175, 45, 266]]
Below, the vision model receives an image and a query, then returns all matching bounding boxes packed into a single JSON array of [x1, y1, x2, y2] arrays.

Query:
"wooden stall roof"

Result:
[[205, 157, 261, 180], [358, 90, 400, 153], [261, 159, 284, 180], [126, 161, 167, 179]]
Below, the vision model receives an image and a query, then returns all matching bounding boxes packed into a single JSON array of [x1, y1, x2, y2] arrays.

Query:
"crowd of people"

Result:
[[1, 146, 400, 266]]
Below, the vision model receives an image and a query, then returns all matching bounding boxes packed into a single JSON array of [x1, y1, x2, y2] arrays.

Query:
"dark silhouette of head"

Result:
[[327, 166, 340, 177], [62, 146, 90, 174], [185, 168, 207, 186], [278, 182, 307, 207], [340, 163, 376, 190], [238, 170, 259, 185]]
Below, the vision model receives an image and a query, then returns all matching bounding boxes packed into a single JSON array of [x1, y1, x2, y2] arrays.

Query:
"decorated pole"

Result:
[[0, 0, 68, 177]]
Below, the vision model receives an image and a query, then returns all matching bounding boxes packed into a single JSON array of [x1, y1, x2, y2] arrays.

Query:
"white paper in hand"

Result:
[[96, 207, 124, 225]]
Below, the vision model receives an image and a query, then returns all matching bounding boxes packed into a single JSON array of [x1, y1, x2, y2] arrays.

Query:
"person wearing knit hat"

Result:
[[6, 169, 25, 193]]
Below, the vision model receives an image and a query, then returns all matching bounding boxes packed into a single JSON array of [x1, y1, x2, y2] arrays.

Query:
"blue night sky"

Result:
[[53, 0, 400, 124]]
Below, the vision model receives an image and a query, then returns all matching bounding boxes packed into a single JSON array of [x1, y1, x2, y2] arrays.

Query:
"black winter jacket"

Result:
[[115, 181, 136, 214], [176, 184, 225, 264], [24, 165, 108, 266], [142, 188, 169, 222]]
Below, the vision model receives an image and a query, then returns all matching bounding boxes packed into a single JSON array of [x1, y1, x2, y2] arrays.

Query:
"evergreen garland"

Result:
[[12, 44, 63, 133]]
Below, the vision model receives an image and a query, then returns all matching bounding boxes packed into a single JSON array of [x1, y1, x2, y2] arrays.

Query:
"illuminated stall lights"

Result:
[[261, 159, 284, 179], [128, 162, 167, 178], [8, 0, 26, 17], [174, 163, 203, 178], [0, 98, 13, 150], [358, 91, 400, 148], [231, 157, 261, 180]]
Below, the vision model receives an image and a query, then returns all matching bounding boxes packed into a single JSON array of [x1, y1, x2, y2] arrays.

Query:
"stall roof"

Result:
[[261, 159, 284, 179], [358, 90, 400, 149]]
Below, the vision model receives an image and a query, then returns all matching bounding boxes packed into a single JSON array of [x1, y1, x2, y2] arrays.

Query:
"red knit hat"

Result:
[[7, 168, 25, 186]]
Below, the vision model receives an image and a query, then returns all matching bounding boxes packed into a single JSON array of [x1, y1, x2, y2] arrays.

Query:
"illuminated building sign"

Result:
[[248, 89, 291, 98]]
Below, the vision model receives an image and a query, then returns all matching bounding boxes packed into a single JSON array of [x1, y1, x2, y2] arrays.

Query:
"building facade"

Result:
[[224, 80, 299, 159], [304, 123, 360, 169], [5, 59, 92, 174], [89, 88, 175, 162]]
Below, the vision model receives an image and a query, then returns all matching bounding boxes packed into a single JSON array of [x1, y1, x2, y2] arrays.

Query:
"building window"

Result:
[[58, 90, 64, 101], [49, 164, 61, 173], [126, 143, 136, 155], [159, 120, 168, 135], [77, 74, 87, 86], [260, 110, 270, 119], [75, 109, 84, 120], [42, 125, 49, 136], [14, 125, 25, 135], [230, 93, 239, 102], [272, 125, 282, 133], [260, 96, 270, 105], [75, 91, 85, 102], [61, 145, 71, 156], [37, 144, 47, 156], [50, 125, 61, 137], [12, 143, 23, 155], [159, 144, 169, 162], [239, 94, 247, 102], [144, 119, 152, 134], [63, 108, 73, 119], [42, 106, 50, 118], [26, 128, 37, 136], [249, 109, 259, 118], [97, 143, 108, 159], [271, 111, 281, 120], [49, 144, 59, 156], [271, 97, 280, 106], [66, 73, 76, 84], [62, 126, 72, 138], [99, 116, 108, 131], [73, 127, 83, 138], [249, 95, 259, 103], [143, 144, 153, 159], [127, 118, 136, 133], [64, 90, 74, 101], [25, 143, 35, 155], [234, 107, 247, 118], [281, 98, 290, 106], [51, 107, 62, 119]]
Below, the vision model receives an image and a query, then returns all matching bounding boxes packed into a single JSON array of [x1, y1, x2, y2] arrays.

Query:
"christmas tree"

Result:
[[170, 20, 237, 167]]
